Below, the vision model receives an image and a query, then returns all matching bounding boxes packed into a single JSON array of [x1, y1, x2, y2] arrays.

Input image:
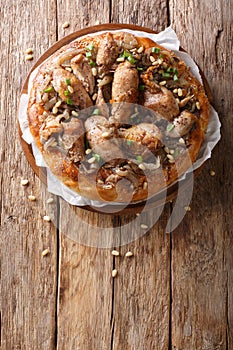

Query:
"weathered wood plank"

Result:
[[55, 2, 115, 349], [0, 1, 58, 349], [56, 0, 110, 38], [111, 2, 171, 349], [112, 209, 171, 350], [170, 0, 233, 348], [111, 0, 169, 31], [1, 1, 232, 349], [57, 209, 117, 349]]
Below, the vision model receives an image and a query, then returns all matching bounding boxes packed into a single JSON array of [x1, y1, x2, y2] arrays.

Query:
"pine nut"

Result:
[[25, 48, 33, 54], [196, 101, 201, 110], [184, 206, 191, 212], [28, 195, 36, 201], [125, 251, 133, 257], [21, 179, 29, 186], [42, 248, 50, 257], [137, 46, 144, 53], [92, 67, 97, 76], [47, 198, 54, 204], [87, 156, 96, 164], [62, 21, 70, 29], [116, 57, 125, 62], [111, 250, 120, 256], [178, 88, 183, 97], [140, 224, 148, 229], [25, 54, 33, 61], [68, 85, 74, 93], [112, 269, 118, 278], [139, 163, 146, 170]]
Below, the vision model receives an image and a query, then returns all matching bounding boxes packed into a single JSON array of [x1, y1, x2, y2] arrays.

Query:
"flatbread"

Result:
[[27, 31, 210, 203]]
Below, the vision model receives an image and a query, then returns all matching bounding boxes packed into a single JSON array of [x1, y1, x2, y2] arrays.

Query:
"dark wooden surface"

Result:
[[1, 1, 232, 349]]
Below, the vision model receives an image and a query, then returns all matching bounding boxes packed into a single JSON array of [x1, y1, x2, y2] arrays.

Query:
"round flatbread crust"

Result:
[[27, 31, 210, 203]]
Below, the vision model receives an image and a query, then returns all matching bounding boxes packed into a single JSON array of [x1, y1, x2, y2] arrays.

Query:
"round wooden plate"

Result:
[[18, 23, 212, 215]]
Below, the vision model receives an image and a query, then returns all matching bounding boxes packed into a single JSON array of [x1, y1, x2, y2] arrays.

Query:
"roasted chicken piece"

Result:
[[85, 115, 124, 161], [96, 33, 119, 75], [112, 61, 139, 103], [168, 110, 198, 138], [70, 54, 95, 95], [142, 66, 179, 121], [118, 123, 162, 159], [143, 87, 179, 121], [110, 61, 139, 125], [61, 118, 85, 163], [52, 67, 93, 109]]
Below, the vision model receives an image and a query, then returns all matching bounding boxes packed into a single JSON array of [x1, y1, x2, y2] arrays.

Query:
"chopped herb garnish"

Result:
[[136, 155, 143, 163], [167, 66, 173, 72], [173, 68, 178, 74], [128, 55, 136, 64], [137, 67, 143, 71], [152, 47, 160, 54], [123, 50, 130, 58], [162, 72, 171, 78], [86, 43, 94, 51], [93, 108, 100, 115], [86, 51, 92, 58], [64, 90, 69, 96], [159, 54, 163, 59], [43, 86, 53, 93], [66, 98, 73, 105], [94, 153, 101, 163], [139, 85, 145, 91], [167, 123, 175, 132], [173, 74, 179, 82], [65, 78, 71, 85], [126, 140, 133, 146], [89, 59, 96, 67], [174, 148, 179, 157], [122, 50, 136, 64]]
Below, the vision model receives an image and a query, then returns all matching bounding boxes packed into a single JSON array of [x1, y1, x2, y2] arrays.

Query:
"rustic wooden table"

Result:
[[1, 1, 232, 349]]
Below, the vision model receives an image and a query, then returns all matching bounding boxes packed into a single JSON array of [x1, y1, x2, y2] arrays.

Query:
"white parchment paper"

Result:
[[18, 26, 221, 207]]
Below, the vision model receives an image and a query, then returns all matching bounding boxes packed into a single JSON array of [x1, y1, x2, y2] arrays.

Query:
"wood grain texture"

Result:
[[1, 0, 232, 349], [170, 0, 233, 348], [112, 209, 171, 350], [111, 0, 169, 31], [57, 209, 117, 350], [55, 1, 115, 349], [0, 1, 58, 349]]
